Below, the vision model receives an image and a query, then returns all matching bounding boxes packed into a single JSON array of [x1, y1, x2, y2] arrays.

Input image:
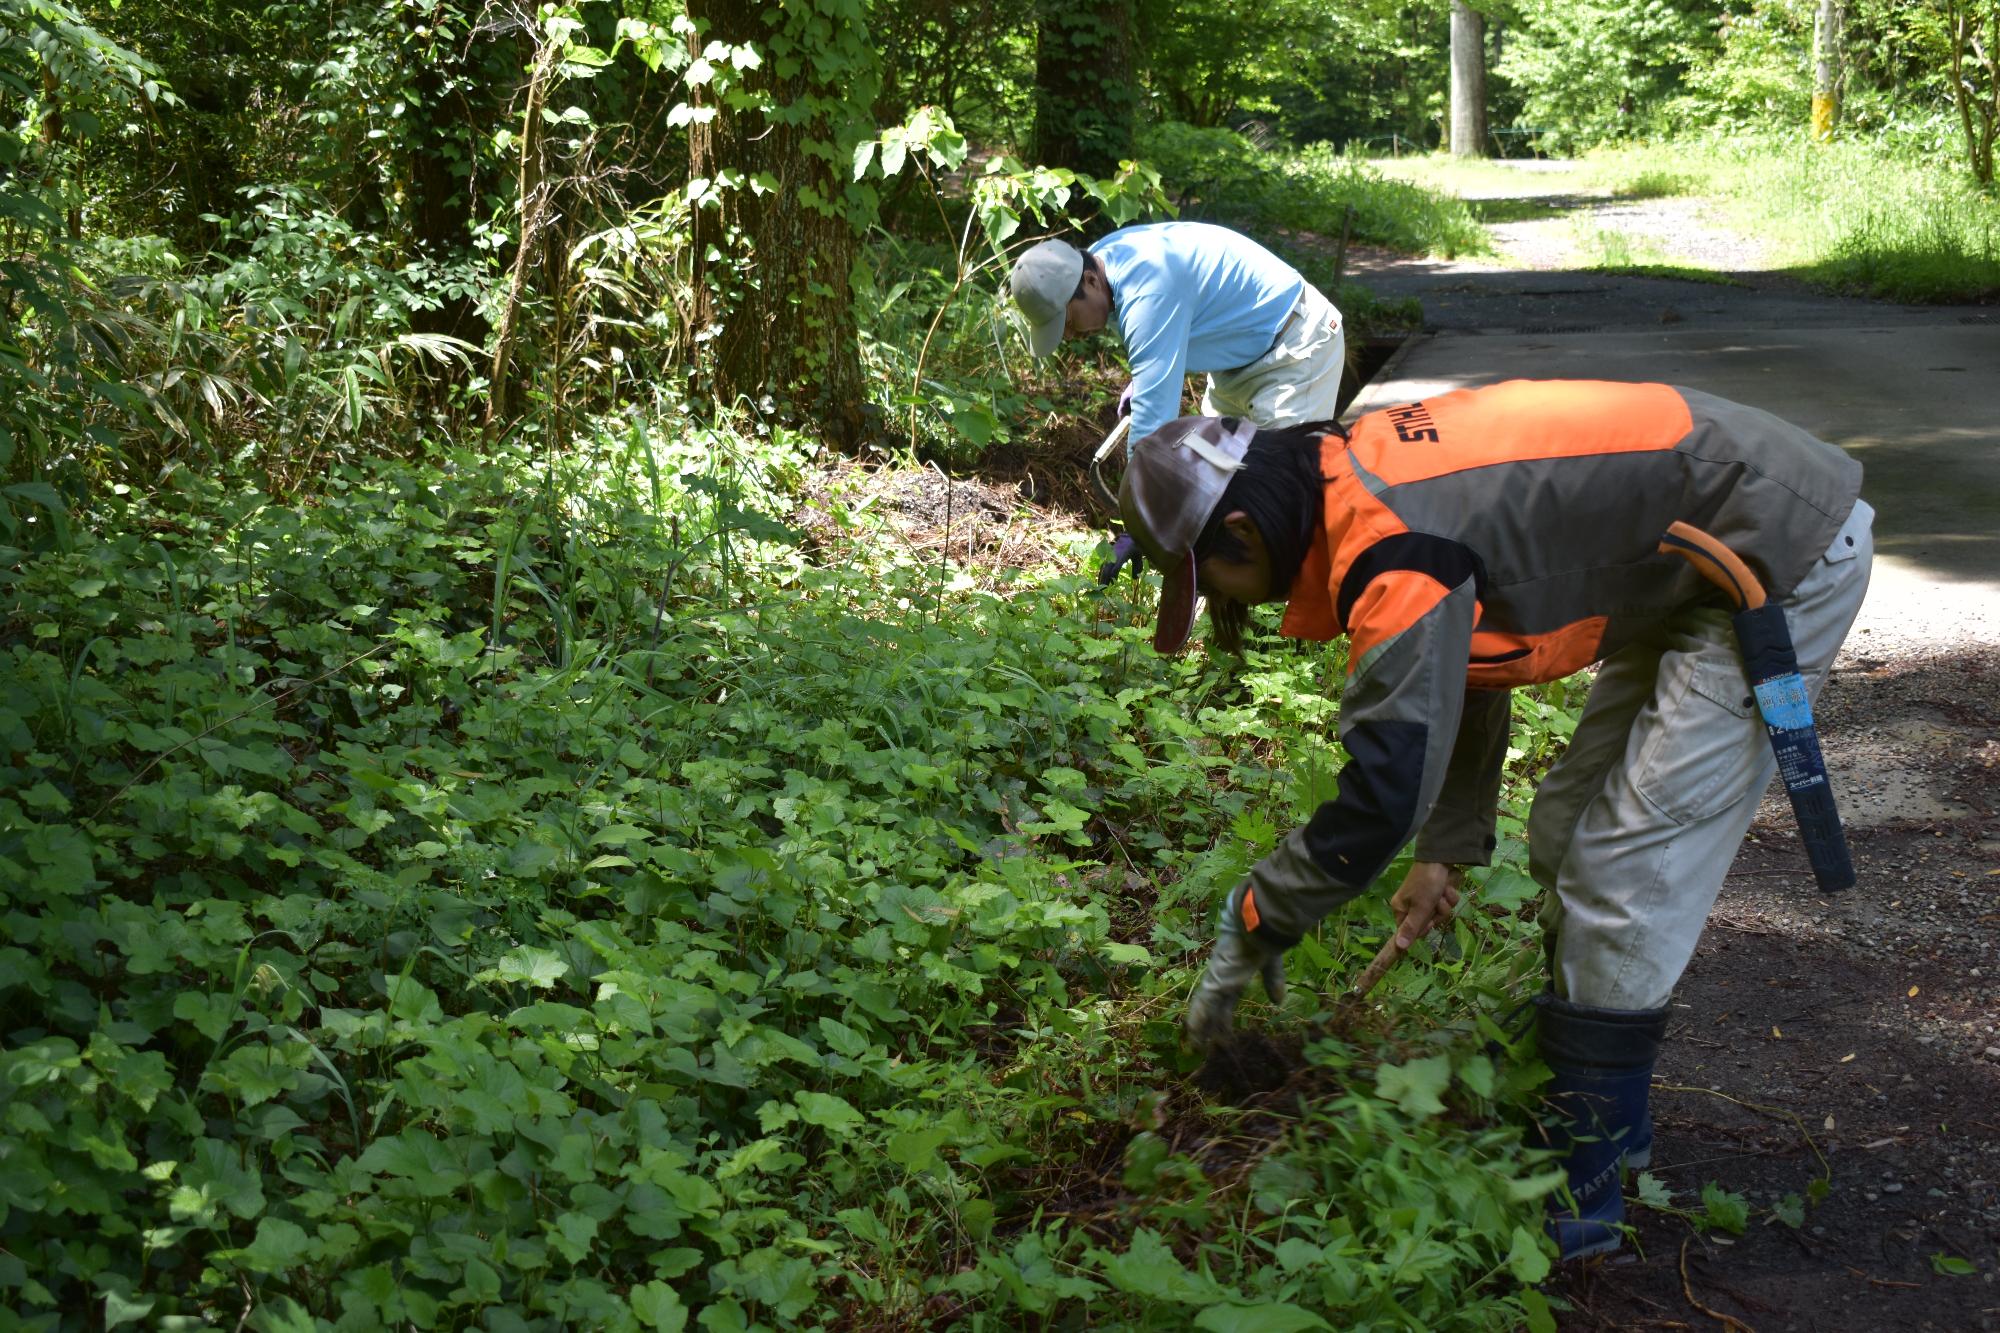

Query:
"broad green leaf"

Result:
[[486, 946, 568, 989], [818, 1017, 872, 1058], [1505, 1224, 1551, 1284], [1375, 1054, 1452, 1116], [632, 1281, 689, 1330], [547, 1210, 599, 1264], [888, 1126, 950, 1172], [1699, 1181, 1749, 1235], [104, 1293, 155, 1329], [462, 1257, 501, 1303], [1096, 1229, 1217, 1303], [237, 1216, 309, 1273], [795, 1091, 862, 1132], [1271, 1237, 1323, 1273], [1194, 1304, 1330, 1332]]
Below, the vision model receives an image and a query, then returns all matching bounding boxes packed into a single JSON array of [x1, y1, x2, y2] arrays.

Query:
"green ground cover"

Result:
[[1, 419, 1585, 1330]]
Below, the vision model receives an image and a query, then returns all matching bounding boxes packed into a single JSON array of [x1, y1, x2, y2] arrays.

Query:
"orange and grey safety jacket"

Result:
[[1241, 379, 1862, 947]]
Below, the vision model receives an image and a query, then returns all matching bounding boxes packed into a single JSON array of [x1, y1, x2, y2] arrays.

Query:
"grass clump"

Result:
[[1587, 264, 1751, 287], [1610, 169, 1699, 200], [1139, 123, 1488, 259]]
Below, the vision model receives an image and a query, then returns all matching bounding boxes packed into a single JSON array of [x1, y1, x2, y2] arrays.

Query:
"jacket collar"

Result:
[[1278, 436, 1353, 641]]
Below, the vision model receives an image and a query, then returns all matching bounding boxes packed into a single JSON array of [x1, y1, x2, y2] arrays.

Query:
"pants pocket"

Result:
[[1634, 655, 1765, 826]]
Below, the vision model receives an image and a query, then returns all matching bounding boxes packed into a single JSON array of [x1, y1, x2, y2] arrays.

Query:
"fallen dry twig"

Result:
[[1681, 1239, 1757, 1333], [1654, 1082, 1831, 1180]]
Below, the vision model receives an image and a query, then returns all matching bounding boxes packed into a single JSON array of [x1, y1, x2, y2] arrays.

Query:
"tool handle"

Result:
[[1088, 416, 1131, 514], [1659, 520, 1768, 610], [1091, 414, 1132, 465], [1347, 936, 1406, 1000], [1739, 607, 1856, 893]]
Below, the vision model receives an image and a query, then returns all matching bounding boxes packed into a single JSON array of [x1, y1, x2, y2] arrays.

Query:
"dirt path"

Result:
[[1563, 642, 2000, 1333], [1345, 159, 1996, 335], [1388, 158, 1777, 275], [1341, 165, 2000, 1330]]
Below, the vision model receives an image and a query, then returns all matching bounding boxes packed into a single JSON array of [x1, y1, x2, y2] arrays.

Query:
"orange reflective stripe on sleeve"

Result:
[[1240, 886, 1262, 933], [1345, 568, 1469, 668]]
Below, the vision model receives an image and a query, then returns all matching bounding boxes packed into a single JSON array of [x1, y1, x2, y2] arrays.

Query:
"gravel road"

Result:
[[1343, 159, 1997, 334]]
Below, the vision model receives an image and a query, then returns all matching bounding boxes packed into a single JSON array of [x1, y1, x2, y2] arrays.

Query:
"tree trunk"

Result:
[[1943, 0, 1998, 186], [486, 48, 552, 428], [1033, 0, 1135, 172], [403, 2, 492, 387], [406, 149, 485, 345], [39, 67, 80, 236], [685, 0, 877, 450], [1812, 0, 1843, 141], [1449, 1, 1488, 158]]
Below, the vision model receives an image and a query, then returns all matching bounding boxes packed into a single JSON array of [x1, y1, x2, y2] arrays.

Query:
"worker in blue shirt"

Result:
[[1008, 221, 1346, 445]]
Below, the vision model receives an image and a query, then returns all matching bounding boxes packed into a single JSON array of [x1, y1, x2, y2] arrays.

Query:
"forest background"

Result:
[[3, 0, 1998, 1329]]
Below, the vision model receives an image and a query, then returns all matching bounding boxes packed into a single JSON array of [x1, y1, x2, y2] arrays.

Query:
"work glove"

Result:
[[1117, 379, 1136, 419], [1098, 532, 1140, 584], [1185, 882, 1288, 1050]]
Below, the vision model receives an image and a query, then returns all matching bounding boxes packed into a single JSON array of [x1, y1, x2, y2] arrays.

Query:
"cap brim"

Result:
[[1153, 550, 1199, 654], [1026, 310, 1065, 358]]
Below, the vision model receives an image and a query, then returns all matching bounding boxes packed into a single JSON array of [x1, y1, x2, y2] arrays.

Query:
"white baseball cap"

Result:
[[1009, 240, 1084, 358]]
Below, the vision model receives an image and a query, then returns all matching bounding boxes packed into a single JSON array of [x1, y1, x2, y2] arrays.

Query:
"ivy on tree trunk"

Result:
[[685, 0, 880, 451], [1033, 0, 1135, 179]]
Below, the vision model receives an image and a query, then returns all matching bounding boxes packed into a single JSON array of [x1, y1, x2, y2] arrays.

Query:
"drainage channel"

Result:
[[1336, 335, 1412, 417]]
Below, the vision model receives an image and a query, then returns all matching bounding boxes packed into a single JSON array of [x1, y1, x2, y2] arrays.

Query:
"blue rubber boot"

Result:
[[1625, 1107, 1655, 1172], [1534, 994, 1668, 1260]]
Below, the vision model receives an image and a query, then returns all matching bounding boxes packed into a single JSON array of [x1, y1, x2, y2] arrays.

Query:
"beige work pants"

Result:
[[1201, 284, 1346, 427], [1532, 500, 1875, 1010]]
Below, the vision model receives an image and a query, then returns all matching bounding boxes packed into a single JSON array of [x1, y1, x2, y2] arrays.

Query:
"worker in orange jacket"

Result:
[[1121, 380, 1872, 1259]]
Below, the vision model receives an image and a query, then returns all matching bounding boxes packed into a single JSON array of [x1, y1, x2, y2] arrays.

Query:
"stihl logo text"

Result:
[[1387, 402, 1439, 443]]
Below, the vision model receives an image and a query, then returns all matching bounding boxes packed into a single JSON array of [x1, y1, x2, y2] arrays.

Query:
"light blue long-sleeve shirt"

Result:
[[1092, 221, 1306, 443]]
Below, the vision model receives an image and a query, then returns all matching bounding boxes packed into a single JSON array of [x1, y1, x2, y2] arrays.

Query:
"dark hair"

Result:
[[1070, 251, 1095, 302], [1191, 421, 1334, 652]]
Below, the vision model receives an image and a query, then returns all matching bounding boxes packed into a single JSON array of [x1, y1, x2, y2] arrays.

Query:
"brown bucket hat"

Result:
[[1118, 416, 1256, 653]]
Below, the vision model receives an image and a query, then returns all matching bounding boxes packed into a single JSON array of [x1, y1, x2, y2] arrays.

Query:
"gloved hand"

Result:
[[1185, 882, 1287, 1050], [1097, 532, 1140, 584], [1117, 379, 1136, 419]]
